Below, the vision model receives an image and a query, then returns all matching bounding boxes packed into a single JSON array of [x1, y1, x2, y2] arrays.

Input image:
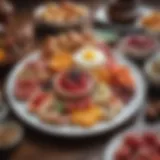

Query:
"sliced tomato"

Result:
[[151, 154, 160, 160], [28, 90, 52, 113], [156, 140, 160, 153], [14, 79, 39, 100], [143, 132, 158, 147], [32, 93, 48, 107], [137, 146, 154, 159], [124, 134, 143, 150], [115, 145, 131, 160]]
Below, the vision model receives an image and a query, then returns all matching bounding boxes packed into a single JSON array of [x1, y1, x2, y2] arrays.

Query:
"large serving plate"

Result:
[[5, 51, 146, 137], [103, 126, 160, 160]]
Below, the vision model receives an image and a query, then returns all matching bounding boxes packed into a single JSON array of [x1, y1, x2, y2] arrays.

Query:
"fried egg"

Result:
[[73, 46, 106, 69]]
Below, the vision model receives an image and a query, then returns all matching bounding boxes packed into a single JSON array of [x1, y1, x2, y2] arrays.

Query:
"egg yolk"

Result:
[[83, 51, 96, 61]]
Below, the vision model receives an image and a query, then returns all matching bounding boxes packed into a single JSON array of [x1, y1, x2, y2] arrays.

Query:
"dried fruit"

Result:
[[143, 132, 158, 146], [115, 145, 131, 160], [71, 105, 103, 127], [124, 134, 142, 150], [14, 79, 39, 100]]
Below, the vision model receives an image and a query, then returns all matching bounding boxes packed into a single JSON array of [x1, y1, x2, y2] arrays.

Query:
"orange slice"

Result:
[[71, 105, 103, 127], [49, 53, 73, 72]]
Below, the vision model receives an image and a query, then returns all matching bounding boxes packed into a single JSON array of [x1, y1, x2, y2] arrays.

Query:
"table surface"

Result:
[[1, 1, 160, 160]]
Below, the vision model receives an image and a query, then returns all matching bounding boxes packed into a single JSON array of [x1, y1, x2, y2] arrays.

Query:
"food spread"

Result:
[[14, 31, 135, 127]]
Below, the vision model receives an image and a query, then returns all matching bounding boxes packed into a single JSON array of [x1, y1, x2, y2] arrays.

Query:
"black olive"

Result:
[[68, 69, 82, 83]]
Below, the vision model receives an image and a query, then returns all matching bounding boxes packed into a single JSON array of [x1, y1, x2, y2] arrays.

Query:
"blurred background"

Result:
[[0, 0, 160, 160]]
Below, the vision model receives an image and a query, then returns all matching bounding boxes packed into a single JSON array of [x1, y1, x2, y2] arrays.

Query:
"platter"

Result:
[[103, 126, 160, 160], [5, 50, 146, 137]]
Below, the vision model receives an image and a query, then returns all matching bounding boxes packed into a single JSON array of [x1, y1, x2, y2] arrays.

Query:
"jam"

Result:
[[54, 69, 95, 99], [128, 36, 155, 49], [60, 70, 88, 92]]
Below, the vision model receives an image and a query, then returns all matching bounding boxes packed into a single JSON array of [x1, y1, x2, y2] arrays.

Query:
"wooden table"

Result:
[[1, 1, 160, 160]]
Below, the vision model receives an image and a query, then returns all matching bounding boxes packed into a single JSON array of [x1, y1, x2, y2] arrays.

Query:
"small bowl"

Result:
[[0, 121, 24, 151], [144, 53, 160, 87], [53, 73, 95, 100], [118, 34, 158, 62]]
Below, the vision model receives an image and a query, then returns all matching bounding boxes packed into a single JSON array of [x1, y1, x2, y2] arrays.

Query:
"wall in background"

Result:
[[10, 0, 87, 9], [10, 0, 98, 10]]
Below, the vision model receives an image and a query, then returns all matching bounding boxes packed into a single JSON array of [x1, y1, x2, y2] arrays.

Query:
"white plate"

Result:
[[5, 51, 146, 137], [103, 126, 160, 160]]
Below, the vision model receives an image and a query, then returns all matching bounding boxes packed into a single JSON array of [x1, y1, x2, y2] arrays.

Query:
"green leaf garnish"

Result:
[[95, 29, 119, 43], [56, 101, 64, 113]]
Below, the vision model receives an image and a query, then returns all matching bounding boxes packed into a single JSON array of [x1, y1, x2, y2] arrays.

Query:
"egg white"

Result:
[[73, 46, 106, 69]]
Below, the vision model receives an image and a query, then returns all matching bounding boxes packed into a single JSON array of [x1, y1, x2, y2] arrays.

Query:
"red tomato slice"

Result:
[[14, 79, 39, 100], [29, 91, 52, 112], [124, 134, 143, 150], [115, 145, 131, 160]]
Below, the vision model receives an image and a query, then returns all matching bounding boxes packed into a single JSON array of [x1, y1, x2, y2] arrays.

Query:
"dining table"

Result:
[[0, 0, 160, 160]]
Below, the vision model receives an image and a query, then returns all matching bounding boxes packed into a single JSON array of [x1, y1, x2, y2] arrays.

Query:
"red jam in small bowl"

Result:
[[54, 69, 95, 99], [127, 35, 155, 49]]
